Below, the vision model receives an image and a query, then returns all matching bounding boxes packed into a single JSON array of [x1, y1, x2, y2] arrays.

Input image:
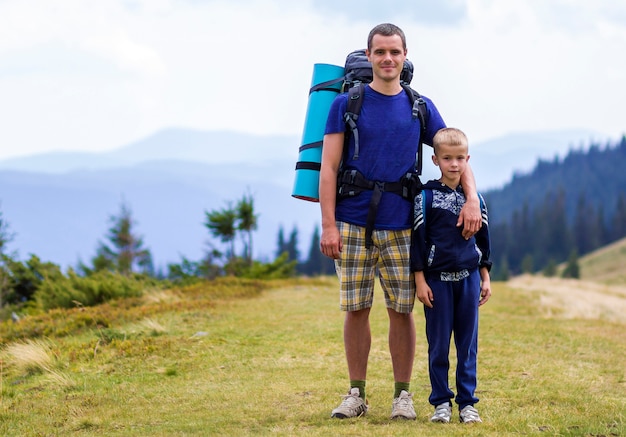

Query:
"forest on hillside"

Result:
[[484, 136, 626, 278], [1, 136, 625, 318], [288, 136, 626, 279]]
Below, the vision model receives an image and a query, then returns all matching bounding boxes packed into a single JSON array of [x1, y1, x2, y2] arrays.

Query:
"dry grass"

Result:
[[3, 339, 55, 375], [1, 338, 75, 390], [561, 236, 626, 285], [0, 276, 624, 436], [508, 274, 626, 323]]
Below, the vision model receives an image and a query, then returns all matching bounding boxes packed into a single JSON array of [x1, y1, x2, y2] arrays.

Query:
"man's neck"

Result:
[[369, 78, 402, 96]]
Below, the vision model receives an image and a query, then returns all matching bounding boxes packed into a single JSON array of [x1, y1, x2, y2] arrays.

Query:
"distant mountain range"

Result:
[[0, 127, 616, 270]]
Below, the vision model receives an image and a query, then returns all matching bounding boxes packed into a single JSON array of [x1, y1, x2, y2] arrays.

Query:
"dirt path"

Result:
[[507, 275, 626, 324]]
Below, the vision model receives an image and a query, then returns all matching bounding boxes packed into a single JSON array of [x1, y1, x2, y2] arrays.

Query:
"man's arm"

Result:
[[319, 132, 344, 259], [458, 163, 481, 239]]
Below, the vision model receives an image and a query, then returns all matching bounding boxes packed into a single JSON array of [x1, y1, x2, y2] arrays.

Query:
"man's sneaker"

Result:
[[331, 388, 368, 419], [390, 390, 416, 420], [430, 402, 452, 423], [460, 405, 482, 423]]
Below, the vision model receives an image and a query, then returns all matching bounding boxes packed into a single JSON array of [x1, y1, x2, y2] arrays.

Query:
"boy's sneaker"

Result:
[[390, 390, 416, 420], [459, 405, 482, 423], [430, 402, 452, 423], [331, 388, 368, 419]]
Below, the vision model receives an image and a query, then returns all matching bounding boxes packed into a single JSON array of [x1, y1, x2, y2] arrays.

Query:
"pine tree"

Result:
[[0, 206, 14, 257], [205, 203, 238, 260], [92, 202, 152, 276], [533, 189, 571, 267], [275, 225, 287, 259], [495, 255, 509, 281], [573, 193, 602, 255], [521, 254, 534, 274], [287, 226, 300, 263], [611, 193, 626, 242], [206, 193, 259, 264], [0, 207, 15, 308], [302, 225, 335, 276], [543, 259, 557, 277], [561, 250, 580, 279], [236, 192, 258, 264]]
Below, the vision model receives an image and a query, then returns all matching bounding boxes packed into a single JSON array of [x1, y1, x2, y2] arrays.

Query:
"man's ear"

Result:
[[432, 155, 439, 166]]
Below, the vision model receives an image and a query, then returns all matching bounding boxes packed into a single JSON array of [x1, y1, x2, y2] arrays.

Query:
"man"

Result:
[[319, 23, 481, 420]]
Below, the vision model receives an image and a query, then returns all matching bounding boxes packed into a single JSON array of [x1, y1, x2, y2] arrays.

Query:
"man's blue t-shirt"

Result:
[[325, 85, 446, 229]]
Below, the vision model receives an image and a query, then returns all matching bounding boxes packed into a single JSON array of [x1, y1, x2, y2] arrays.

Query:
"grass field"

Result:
[[0, 275, 625, 436]]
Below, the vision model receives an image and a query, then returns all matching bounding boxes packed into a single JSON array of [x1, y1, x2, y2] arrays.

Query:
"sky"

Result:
[[0, 0, 625, 161]]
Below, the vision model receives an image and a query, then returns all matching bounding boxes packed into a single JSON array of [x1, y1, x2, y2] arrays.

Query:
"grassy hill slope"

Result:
[[577, 236, 626, 285], [0, 276, 624, 436]]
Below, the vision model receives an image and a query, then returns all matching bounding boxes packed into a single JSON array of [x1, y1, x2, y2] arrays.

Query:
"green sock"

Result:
[[394, 382, 410, 398], [350, 380, 366, 400]]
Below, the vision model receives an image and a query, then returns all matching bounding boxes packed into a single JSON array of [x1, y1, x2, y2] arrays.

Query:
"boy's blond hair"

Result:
[[433, 128, 468, 155]]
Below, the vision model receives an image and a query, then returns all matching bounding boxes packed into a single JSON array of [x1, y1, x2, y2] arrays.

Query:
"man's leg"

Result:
[[331, 222, 375, 418], [344, 307, 371, 381], [330, 308, 371, 419], [387, 308, 415, 383], [388, 308, 417, 420], [375, 228, 418, 418]]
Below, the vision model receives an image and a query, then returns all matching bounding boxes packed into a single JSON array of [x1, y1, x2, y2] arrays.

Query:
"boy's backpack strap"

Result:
[[421, 188, 432, 229], [343, 83, 365, 161]]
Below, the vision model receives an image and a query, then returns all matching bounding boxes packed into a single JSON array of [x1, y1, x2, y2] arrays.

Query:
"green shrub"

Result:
[[0, 254, 64, 306], [34, 271, 151, 311], [226, 253, 296, 279]]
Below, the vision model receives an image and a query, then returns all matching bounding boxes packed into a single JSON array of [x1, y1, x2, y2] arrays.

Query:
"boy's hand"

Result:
[[416, 282, 434, 308], [479, 279, 491, 306]]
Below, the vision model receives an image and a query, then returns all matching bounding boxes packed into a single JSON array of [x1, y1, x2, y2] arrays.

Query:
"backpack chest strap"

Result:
[[338, 169, 421, 249]]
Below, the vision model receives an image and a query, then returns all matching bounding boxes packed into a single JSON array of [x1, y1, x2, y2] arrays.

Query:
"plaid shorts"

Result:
[[334, 221, 416, 313]]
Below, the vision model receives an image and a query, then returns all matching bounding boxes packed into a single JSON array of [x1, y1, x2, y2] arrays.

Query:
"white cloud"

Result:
[[0, 0, 624, 160]]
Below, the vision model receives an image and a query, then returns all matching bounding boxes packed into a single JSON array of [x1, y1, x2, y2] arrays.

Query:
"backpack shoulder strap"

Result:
[[343, 82, 366, 162], [401, 84, 428, 176]]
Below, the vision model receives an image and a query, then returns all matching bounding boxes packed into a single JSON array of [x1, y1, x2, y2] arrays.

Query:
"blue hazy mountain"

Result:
[[0, 128, 612, 270]]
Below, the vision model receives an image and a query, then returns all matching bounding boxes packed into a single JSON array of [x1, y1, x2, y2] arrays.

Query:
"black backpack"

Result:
[[342, 49, 414, 90], [306, 49, 430, 248], [338, 50, 429, 248], [339, 49, 427, 173]]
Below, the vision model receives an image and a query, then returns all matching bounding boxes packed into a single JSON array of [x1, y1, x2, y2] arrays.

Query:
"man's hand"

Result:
[[457, 195, 481, 239], [320, 225, 342, 259]]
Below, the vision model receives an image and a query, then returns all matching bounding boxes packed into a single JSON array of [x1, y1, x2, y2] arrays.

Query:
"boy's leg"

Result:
[[453, 269, 481, 409], [425, 277, 455, 407]]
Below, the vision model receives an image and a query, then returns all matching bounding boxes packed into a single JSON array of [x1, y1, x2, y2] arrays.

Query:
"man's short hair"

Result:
[[367, 23, 407, 51]]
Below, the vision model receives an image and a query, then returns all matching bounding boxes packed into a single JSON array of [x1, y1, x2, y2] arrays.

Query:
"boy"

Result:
[[411, 127, 492, 423]]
